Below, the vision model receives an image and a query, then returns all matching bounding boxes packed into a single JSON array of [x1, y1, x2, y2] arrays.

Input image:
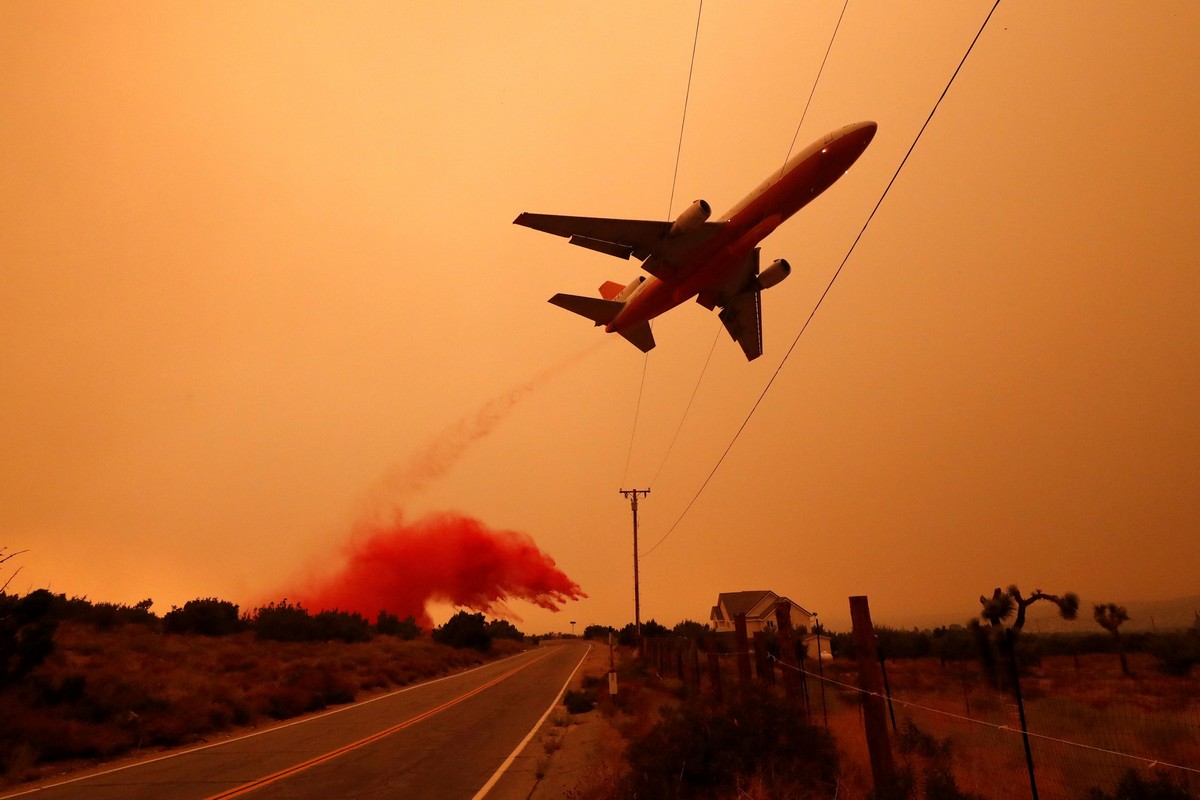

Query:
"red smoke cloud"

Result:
[[290, 512, 585, 629], [276, 346, 601, 628]]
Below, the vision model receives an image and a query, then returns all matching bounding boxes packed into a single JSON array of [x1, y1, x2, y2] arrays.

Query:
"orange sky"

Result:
[[3, 2, 1197, 632]]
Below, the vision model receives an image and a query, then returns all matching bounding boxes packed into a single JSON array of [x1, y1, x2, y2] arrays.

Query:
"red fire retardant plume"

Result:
[[294, 512, 585, 629]]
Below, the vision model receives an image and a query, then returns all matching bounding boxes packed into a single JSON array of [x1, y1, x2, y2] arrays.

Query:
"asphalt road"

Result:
[[5, 641, 590, 800]]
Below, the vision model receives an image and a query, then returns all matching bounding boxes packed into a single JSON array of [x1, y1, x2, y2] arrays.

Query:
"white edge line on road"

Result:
[[471, 643, 593, 800], [0, 649, 533, 799]]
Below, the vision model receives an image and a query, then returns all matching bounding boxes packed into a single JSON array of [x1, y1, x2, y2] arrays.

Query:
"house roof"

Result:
[[718, 591, 776, 619], [711, 591, 813, 621]]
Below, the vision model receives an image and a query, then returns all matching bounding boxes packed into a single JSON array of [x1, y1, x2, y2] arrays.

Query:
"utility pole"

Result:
[[618, 488, 650, 639]]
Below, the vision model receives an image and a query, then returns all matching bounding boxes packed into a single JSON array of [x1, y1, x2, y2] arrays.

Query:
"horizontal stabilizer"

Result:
[[549, 293, 623, 326], [618, 322, 655, 353]]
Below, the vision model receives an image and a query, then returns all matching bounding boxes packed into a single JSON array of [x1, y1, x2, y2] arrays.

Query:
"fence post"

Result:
[[691, 640, 701, 688], [753, 631, 774, 686], [706, 636, 722, 705], [734, 613, 753, 692], [849, 595, 898, 799], [774, 602, 799, 700], [686, 639, 700, 693]]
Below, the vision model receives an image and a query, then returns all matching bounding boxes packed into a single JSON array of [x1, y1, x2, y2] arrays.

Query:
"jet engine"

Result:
[[669, 199, 711, 237], [753, 258, 791, 291]]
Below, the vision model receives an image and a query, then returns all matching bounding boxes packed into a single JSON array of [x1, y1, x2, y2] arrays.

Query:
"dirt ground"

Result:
[[486, 640, 624, 800]]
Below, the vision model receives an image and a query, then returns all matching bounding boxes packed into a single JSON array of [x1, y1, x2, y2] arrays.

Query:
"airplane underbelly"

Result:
[[607, 279, 678, 332]]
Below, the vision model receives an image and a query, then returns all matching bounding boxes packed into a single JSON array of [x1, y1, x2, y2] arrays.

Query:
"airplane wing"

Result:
[[701, 248, 763, 361], [718, 290, 763, 361], [513, 212, 725, 276]]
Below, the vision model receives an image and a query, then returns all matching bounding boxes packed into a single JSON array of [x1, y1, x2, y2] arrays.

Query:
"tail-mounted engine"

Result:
[[669, 199, 712, 237]]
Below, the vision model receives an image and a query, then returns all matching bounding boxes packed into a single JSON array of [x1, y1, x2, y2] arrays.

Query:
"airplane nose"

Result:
[[838, 121, 877, 155], [850, 120, 877, 145]]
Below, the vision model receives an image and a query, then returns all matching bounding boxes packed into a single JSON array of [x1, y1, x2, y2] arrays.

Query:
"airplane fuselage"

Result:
[[606, 121, 877, 336]]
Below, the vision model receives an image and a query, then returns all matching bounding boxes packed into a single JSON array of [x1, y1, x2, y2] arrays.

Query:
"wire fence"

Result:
[[782, 654, 1200, 800], [640, 635, 1200, 799]]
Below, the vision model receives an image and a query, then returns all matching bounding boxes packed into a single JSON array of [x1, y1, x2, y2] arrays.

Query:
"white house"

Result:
[[709, 590, 812, 636]]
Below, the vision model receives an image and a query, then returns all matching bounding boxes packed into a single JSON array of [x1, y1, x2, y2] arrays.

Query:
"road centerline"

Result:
[[202, 651, 552, 800]]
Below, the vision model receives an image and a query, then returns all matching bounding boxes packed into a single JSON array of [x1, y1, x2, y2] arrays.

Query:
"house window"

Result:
[[766, 620, 775, 630]]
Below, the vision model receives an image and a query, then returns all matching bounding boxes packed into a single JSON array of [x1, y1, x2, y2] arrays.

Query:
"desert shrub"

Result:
[[251, 601, 313, 641], [563, 689, 594, 714], [313, 610, 371, 643], [616, 619, 669, 646], [48, 596, 158, 630], [35, 673, 87, 706], [252, 602, 371, 643], [262, 684, 312, 720], [485, 618, 524, 641], [432, 611, 491, 652], [930, 625, 977, 663], [583, 624, 615, 640], [375, 610, 421, 639], [0, 589, 58, 689], [671, 620, 710, 640], [163, 598, 242, 636], [1147, 633, 1200, 677], [620, 687, 838, 799], [876, 626, 934, 660], [896, 719, 982, 800], [1086, 768, 1195, 800]]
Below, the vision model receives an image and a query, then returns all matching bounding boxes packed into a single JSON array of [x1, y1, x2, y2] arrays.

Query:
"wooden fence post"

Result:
[[753, 631, 774, 686], [689, 640, 701, 692], [734, 613, 753, 692], [774, 601, 799, 700], [850, 595, 898, 798], [706, 636, 722, 704]]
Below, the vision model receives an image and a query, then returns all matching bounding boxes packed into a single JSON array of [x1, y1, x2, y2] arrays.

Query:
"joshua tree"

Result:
[[1093, 603, 1131, 676], [979, 585, 1080, 634], [976, 585, 1079, 689]]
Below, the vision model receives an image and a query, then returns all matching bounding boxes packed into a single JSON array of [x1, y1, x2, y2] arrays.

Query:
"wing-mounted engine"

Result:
[[669, 199, 711, 237], [752, 258, 791, 291]]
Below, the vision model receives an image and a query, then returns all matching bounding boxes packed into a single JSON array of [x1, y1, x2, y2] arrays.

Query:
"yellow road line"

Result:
[[204, 651, 549, 800]]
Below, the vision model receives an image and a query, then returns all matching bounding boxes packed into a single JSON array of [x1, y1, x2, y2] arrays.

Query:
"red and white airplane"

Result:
[[514, 120, 877, 360]]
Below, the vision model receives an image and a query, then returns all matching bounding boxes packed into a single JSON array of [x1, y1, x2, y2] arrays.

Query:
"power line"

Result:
[[649, 321, 722, 487], [781, 0, 850, 174], [641, 0, 1004, 558], [624, 0, 704, 489], [645, 0, 840, 495], [620, 352, 650, 487], [667, 0, 705, 221]]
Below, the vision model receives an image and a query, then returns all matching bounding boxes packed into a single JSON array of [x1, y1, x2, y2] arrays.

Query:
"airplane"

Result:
[[514, 120, 877, 360]]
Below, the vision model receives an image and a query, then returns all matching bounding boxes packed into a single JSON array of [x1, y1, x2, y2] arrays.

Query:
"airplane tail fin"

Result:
[[598, 281, 625, 300]]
